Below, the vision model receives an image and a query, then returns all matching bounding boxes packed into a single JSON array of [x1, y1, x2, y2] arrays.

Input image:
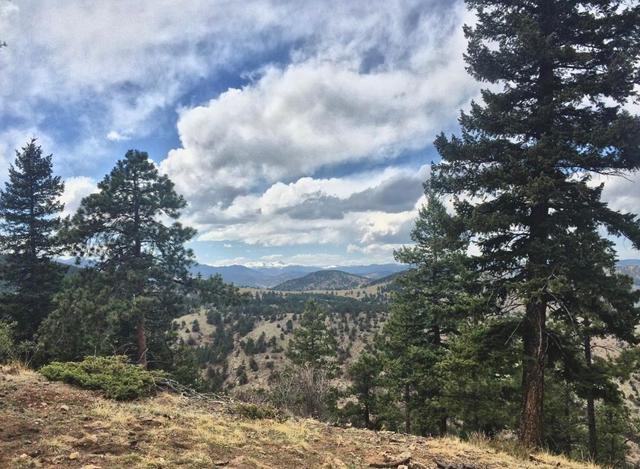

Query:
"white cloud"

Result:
[[595, 172, 640, 215], [163, 57, 474, 208], [181, 166, 426, 252], [159, 1, 476, 211], [60, 176, 98, 216], [106, 131, 130, 142], [0, 0, 483, 263]]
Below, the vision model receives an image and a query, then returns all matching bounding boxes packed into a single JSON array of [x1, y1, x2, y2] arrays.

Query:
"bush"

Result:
[[249, 357, 259, 372], [234, 402, 282, 420], [40, 355, 162, 400], [0, 321, 15, 364], [269, 364, 332, 418]]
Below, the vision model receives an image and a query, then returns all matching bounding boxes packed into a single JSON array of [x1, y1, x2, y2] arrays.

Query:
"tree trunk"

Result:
[[364, 401, 371, 429], [584, 332, 597, 461], [132, 171, 147, 368], [518, 0, 554, 446], [404, 383, 411, 434], [519, 298, 547, 447], [439, 415, 447, 436], [433, 325, 447, 436], [136, 312, 147, 368]]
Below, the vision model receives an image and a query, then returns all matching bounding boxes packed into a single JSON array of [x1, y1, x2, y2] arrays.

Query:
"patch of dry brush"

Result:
[[0, 367, 599, 469]]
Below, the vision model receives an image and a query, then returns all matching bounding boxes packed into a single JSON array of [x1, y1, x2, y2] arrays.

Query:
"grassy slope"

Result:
[[177, 308, 385, 390], [0, 366, 598, 469]]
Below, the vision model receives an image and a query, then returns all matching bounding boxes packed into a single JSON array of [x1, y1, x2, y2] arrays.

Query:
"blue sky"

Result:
[[0, 0, 638, 266]]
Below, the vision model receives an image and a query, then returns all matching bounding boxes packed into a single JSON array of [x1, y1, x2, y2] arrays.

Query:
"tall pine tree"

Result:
[[383, 189, 476, 435], [0, 139, 65, 339], [432, 1, 640, 446], [64, 149, 195, 367]]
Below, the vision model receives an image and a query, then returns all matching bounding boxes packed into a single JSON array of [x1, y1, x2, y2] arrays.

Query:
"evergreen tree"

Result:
[[0, 139, 65, 339], [548, 228, 640, 461], [347, 351, 382, 429], [432, 0, 640, 446], [382, 190, 476, 435], [63, 149, 195, 367], [287, 300, 337, 370], [436, 322, 520, 437], [37, 269, 129, 362]]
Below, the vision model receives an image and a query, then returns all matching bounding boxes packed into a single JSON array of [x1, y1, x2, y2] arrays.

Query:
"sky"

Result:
[[0, 0, 638, 267]]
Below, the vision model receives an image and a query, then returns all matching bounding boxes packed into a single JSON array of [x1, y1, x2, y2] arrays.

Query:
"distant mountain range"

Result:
[[190, 263, 407, 288], [617, 259, 640, 287], [273, 270, 370, 291], [43, 258, 640, 290]]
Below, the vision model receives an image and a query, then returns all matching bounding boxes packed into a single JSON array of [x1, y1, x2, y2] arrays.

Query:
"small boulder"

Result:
[[368, 451, 412, 468]]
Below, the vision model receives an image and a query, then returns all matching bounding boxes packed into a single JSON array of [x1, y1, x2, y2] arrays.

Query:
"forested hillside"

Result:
[[273, 270, 370, 291]]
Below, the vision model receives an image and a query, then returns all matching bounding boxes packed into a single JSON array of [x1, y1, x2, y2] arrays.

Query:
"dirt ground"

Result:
[[0, 366, 599, 469]]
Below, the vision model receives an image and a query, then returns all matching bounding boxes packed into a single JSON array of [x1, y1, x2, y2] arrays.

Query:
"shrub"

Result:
[[40, 355, 161, 400], [249, 357, 259, 372], [0, 321, 15, 364], [234, 402, 281, 420], [269, 364, 332, 418]]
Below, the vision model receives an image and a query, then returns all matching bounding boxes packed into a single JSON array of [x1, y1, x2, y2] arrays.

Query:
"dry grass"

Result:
[[0, 369, 601, 468]]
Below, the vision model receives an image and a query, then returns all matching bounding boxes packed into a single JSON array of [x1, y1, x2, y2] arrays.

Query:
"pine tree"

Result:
[[0, 139, 65, 339], [287, 300, 337, 370], [64, 149, 195, 367], [549, 228, 640, 461], [348, 351, 382, 429], [383, 190, 477, 435], [432, 1, 640, 446]]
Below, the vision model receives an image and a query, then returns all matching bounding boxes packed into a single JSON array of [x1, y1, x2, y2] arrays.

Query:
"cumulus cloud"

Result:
[[154, 1, 476, 259], [0, 0, 485, 263], [60, 176, 98, 216], [181, 166, 426, 251], [162, 60, 468, 204], [595, 172, 640, 215]]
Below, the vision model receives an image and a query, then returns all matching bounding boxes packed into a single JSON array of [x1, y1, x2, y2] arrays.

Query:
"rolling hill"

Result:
[[618, 259, 640, 287], [190, 263, 407, 288], [273, 270, 370, 291]]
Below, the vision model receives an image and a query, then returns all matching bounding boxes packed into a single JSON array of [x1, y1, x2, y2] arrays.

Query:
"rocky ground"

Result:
[[0, 365, 599, 469]]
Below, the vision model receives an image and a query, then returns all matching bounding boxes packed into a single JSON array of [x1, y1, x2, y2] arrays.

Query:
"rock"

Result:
[[86, 434, 99, 444], [434, 461, 479, 469], [69, 451, 80, 460], [368, 452, 412, 468], [408, 462, 429, 469], [323, 457, 349, 468], [398, 465, 409, 469], [60, 404, 70, 412], [81, 465, 102, 469], [213, 460, 229, 466]]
